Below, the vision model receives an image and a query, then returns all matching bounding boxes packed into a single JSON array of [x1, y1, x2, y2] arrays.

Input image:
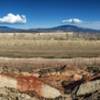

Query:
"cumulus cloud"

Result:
[[0, 13, 27, 24], [62, 18, 82, 24]]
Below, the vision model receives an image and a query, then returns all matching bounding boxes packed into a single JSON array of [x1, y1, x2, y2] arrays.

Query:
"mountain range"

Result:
[[0, 25, 100, 33]]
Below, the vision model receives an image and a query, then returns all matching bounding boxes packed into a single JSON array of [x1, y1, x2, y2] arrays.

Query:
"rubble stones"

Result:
[[0, 87, 39, 100]]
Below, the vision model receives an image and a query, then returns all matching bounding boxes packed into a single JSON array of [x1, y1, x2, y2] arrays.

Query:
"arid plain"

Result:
[[0, 33, 99, 100]]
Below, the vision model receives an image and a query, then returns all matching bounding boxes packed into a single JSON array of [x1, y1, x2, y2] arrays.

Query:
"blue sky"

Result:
[[0, 0, 100, 29]]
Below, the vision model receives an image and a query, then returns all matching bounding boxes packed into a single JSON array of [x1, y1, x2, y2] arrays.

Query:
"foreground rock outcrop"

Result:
[[0, 73, 61, 99], [77, 80, 100, 96], [0, 65, 99, 100]]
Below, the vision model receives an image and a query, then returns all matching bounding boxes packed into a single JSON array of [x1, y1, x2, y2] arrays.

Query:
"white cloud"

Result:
[[0, 13, 27, 24], [62, 18, 82, 24], [62, 18, 100, 29]]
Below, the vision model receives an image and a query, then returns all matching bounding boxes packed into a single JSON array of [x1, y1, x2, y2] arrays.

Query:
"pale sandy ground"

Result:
[[0, 57, 100, 69]]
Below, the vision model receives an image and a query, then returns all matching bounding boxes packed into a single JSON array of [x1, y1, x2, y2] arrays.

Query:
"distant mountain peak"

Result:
[[0, 25, 100, 33]]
